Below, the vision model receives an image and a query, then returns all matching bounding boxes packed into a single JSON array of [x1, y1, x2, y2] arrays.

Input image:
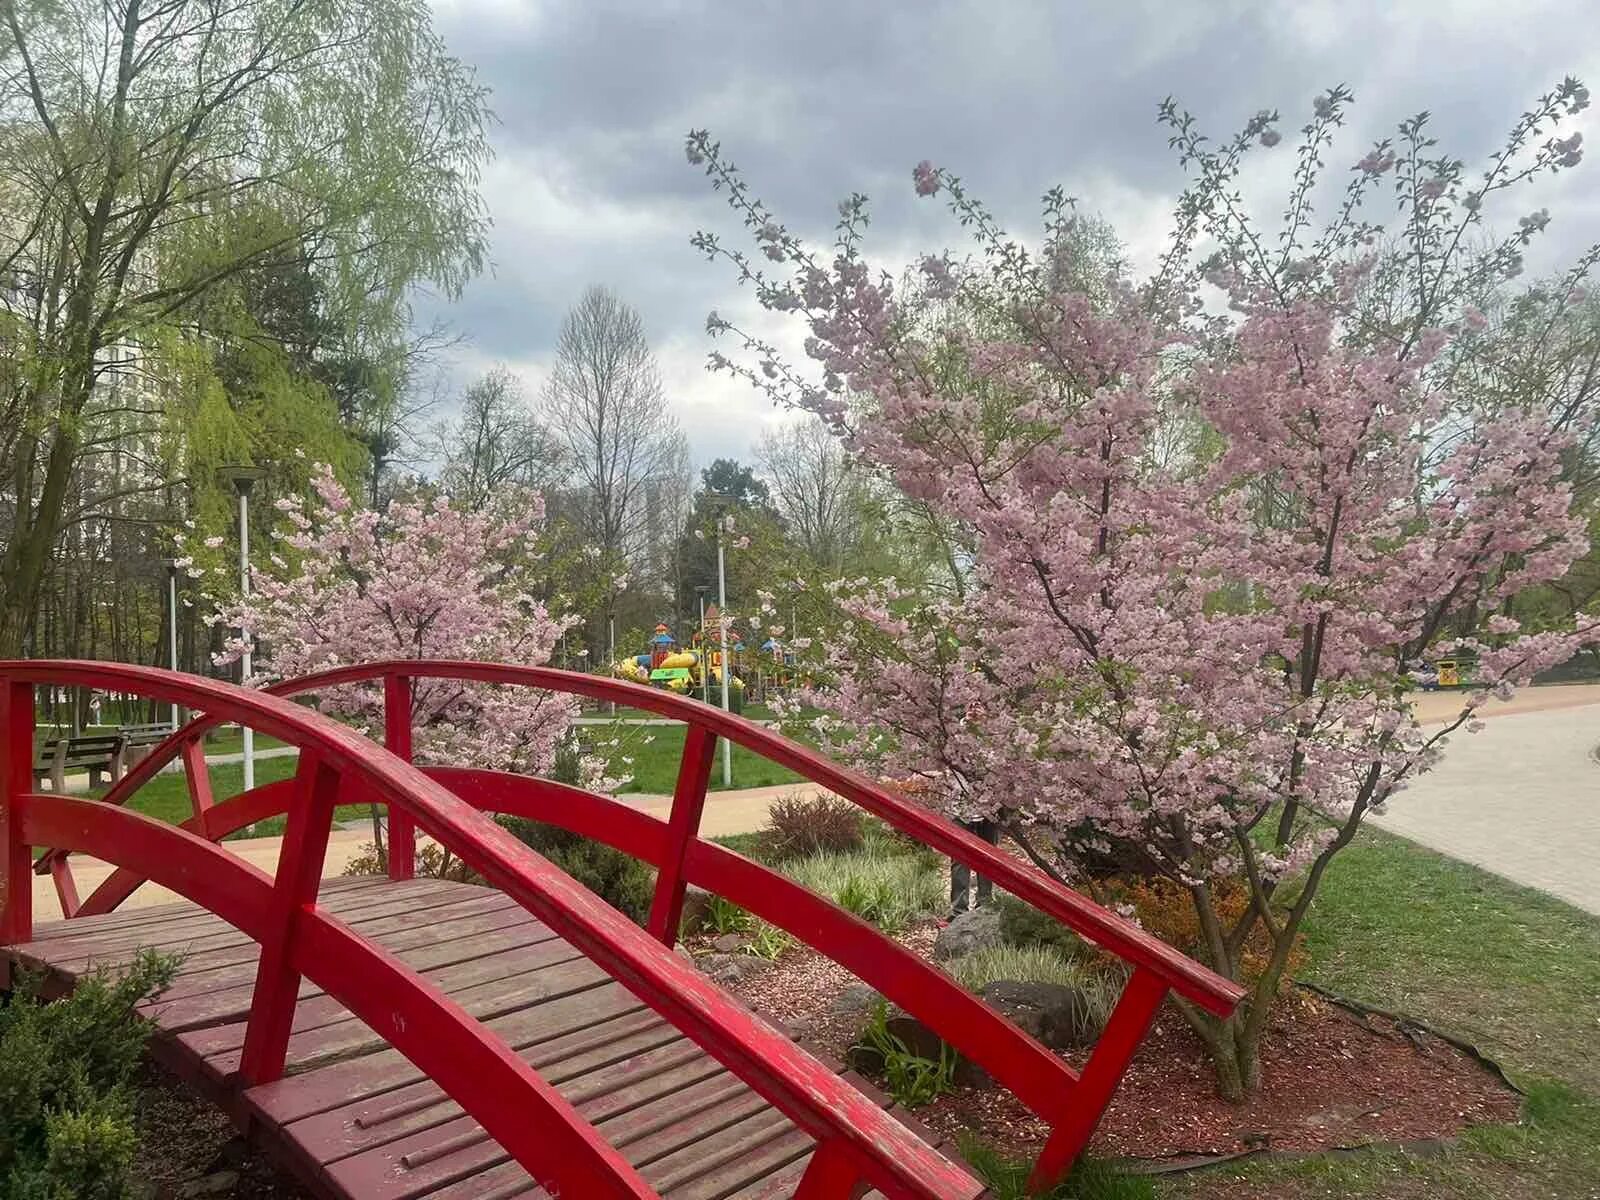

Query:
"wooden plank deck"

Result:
[[0, 877, 985, 1200]]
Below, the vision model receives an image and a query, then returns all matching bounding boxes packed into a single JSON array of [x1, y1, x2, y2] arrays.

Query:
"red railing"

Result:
[[4, 659, 1245, 1193]]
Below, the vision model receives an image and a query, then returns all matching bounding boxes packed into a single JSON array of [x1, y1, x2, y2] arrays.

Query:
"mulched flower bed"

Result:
[[134, 1063, 313, 1199], [705, 922, 1523, 1164]]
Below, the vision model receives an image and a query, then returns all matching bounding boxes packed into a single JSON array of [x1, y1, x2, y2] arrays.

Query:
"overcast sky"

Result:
[[418, 0, 1600, 469]]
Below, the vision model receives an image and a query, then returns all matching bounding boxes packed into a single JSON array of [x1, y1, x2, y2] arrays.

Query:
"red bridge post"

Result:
[[239, 752, 341, 1084], [384, 673, 415, 881], [645, 724, 716, 943], [793, 1141, 869, 1198], [183, 737, 216, 838], [1029, 965, 1169, 1188], [0, 679, 32, 946]]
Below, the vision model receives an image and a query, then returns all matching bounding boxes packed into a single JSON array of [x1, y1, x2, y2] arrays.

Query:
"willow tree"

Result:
[[0, 0, 491, 655]]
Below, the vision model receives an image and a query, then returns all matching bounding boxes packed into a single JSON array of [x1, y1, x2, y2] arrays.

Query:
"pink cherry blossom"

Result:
[[208, 465, 582, 780]]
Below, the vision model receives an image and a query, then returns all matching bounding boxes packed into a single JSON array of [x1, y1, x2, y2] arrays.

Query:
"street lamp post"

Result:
[[695, 586, 710, 704], [715, 517, 732, 787], [218, 465, 267, 793], [167, 559, 180, 729]]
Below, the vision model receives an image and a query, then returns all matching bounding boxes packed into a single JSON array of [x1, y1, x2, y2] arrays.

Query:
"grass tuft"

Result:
[[782, 849, 946, 932], [961, 1136, 1153, 1200], [946, 944, 1124, 1036]]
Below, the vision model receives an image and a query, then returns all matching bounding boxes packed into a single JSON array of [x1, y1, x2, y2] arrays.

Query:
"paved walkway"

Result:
[[1376, 697, 1600, 914], [616, 781, 814, 837]]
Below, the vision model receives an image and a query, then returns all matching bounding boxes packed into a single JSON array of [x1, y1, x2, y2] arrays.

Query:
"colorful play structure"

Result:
[[616, 618, 750, 706], [0, 658, 1240, 1198]]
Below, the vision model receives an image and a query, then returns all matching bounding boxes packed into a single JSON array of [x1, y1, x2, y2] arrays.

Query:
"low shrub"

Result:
[[0, 952, 177, 1199], [761, 792, 863, 861], [500, 817, 656, 924], [783, 849, 945, 932], [1099, 874, 1306, 993], [344, 839, 481, 883], [703, 894, 753, 935], [743, 922, 792, 961]]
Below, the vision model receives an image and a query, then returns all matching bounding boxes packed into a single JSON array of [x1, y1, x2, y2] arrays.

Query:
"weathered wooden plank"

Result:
[[415, 1158, 548, 1200], [328, 1062, 759, 1200], [180, 939, 590, 1062], [641, 1108, 806, 1196], [20, 876, 379, 944], [150, 915, 557, 1032], [247, 982, 647, 1124], [11, 879, 474, 974], [152, 890, 526, 1004], [136, 888, 526, 994], [288, 1021, 694, 1166], [206, 957, 615, 1081]]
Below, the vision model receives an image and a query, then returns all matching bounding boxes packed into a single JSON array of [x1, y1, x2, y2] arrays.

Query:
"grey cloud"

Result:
[[419, 0, 1600, 464]]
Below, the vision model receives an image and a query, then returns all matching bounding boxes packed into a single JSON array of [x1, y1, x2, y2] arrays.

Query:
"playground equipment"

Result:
[[617, 622, 747, 707], [1, 659, 1242, 1198]]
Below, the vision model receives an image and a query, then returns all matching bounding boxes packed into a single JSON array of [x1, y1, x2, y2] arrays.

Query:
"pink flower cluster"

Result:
[[201, 466, 581, 778], [759, 230, 1594, 886]]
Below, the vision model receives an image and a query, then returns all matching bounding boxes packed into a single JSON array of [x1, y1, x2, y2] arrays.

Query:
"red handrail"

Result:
[[255, 659, 1243, 1017], [0, 662, 980, 1200], [9, 657, 1246, 1189]]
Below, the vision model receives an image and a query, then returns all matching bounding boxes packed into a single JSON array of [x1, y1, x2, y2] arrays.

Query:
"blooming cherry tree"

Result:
[[193, 467, 587, 853], [687, 81, 1598, 1096]]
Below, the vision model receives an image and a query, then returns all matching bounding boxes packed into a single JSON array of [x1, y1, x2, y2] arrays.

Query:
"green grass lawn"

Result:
[[587, 700, 817, 724], [591, 722, 809, 793], [1160, 829, 1600, 1200], [91, 755, 366, 839]]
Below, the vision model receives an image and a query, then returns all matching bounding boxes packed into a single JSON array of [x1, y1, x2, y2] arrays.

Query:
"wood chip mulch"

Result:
[[134, 1063, 313, 1199], [713, 928, 1524, 1163]]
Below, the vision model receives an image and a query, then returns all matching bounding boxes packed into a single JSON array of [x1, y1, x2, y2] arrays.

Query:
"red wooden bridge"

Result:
[[0, 660, 1243, 1198]]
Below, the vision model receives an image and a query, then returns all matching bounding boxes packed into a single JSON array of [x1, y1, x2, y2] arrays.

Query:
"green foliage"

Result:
[[0, 953, 177, 1199], [743, 922, 791, 961], [960, 1136, 1153, 1200], [709, 831, 771, 863], [702, 894, 754, 936], [858, 1001, 956, 1108], [500, 818, 656, 924], [782, 849, 945, 932], [993, 893, 1089, 960]]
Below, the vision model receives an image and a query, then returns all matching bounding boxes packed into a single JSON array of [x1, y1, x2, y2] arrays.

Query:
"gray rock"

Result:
[[883, 1006, 946, 1061], [678, 885, 714, 935], [932, 906, 1003, 961], [830, 983, 881, 1015], [710, 932, 746, 954], [695, 952, 763, 986], [978, 979, 1098, 1049]]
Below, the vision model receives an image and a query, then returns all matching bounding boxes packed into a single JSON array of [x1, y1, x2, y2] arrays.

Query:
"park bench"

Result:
[[31, 733, 126, 792], [119, 721, 175, 764]]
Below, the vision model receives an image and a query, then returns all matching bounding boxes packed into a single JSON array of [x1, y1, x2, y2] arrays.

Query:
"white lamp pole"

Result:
[[167, 561, 179, 728], [237, 483, 254, 792], [716, 518, 731, 787], [696, 587, 709, 704], [219, 465, 266, 794]]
